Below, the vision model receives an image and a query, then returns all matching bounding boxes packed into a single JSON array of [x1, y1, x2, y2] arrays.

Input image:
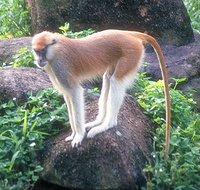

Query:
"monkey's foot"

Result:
[[71, 131, 85, 148], [87, 124, 112, 138], [84, 120, 102, 129], [65, 132, 75, 142]]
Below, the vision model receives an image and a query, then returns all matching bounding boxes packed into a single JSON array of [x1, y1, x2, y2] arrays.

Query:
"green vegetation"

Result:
[[131, 70, 200, 189], [0, 0, 200, 189], [0, 88, 69, 190], [9, 46, 36, 68], [1, 46, 35, 68], [0, 0, 31, 38], [184, 0, 200, 33], [59, 23, 95, 38]]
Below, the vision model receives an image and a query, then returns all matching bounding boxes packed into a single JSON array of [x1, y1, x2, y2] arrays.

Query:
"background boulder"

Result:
[[143, 32, 200, 110], [25, 0, 194, 46], [0, 37, 32, 66], [35, 95, 155, 190], [0, 66, 155, 189], [0, 67, 52, 104]]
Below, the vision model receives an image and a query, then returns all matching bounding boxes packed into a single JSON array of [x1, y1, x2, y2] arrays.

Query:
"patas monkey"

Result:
[[32, 30, 171, 160]]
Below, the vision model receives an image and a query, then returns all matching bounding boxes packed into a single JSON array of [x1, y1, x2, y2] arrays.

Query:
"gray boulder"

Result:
[[143, 32, 200, 110], [0, 67, 52, 104], [25, 0, 194, 46], [0, 66, 155, 189], [35, 95, 155, 190], [0, 37, 32, 66]]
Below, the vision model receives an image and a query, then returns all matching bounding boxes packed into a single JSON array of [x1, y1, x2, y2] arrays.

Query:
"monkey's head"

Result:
[[32, 31, 56, 68]]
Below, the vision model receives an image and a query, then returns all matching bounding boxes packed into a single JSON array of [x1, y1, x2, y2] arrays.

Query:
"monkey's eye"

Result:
[[34, 46, 47, 55], [52, 38, 56, 44], [41, 46, 48, 53], [33, 49, 39, 54], [33, 39, 55, 55]]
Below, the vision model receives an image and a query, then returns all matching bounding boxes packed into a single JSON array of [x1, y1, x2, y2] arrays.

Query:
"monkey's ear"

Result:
[[52, 38, 56, 45]]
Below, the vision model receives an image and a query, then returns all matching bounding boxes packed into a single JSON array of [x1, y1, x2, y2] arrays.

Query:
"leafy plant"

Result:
[[0, 0, 31, 38], [131, 72, 200, 189], [0, 85, 102, 189], [85, 87, 100, 105], [87, 87, 100, 97], [184, 0, 200, 33], [0, 88, 69, 189], [59, 23, 95, 38], [5, 46, 36, 68], [143, 117, 200, 190]]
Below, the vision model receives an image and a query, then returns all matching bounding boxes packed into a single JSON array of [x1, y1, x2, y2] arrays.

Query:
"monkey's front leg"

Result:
[[64, 86, 86, 147], [63, 95, 75, 141]]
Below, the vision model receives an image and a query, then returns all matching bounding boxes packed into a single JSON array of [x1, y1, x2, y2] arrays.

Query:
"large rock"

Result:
[[0, 67, 52, 104], [35, 95, 155, 189], [25, 0, 194, 45], [143, 32, 200, 110], [0, 37, 32, 66], [0, 65, 155, 189]]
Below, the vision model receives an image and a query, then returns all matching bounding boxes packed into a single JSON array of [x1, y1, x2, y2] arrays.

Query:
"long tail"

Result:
[[134, 32, 171, 161]]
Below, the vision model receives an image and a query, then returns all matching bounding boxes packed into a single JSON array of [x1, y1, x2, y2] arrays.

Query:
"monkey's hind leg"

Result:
[[87, 75, 126, 138], [85, 71, 110, 129]]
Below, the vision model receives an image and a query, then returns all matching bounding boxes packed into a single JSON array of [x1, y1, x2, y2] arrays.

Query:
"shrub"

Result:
[[184, 0, 200, 33], [0, 88, 69, 190], [0, 0, 31, 38], [59, 23, 95, 38], [131, 71, 200, 189], [10, 46, 35, 68]]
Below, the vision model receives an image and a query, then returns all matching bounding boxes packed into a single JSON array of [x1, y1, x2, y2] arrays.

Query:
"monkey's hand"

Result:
[[65, 132, 75, 142], [71, 132, 86, 148]]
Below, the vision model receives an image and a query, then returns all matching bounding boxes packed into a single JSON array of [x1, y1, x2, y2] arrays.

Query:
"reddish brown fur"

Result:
[[32, 30, 171, 160], [33, 32, 54, 50], [33, 30, 145, 82]]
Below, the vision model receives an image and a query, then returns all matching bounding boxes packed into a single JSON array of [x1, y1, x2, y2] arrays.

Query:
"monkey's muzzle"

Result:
[[33, 49, 48, 68], [36, 57, 48, 67]]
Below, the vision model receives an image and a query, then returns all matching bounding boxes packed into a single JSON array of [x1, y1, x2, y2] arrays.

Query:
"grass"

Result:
[[0, 0, 31, 39]]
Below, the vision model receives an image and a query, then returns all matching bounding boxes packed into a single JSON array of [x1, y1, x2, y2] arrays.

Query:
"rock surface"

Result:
[[35, 95, 155, 190], [0, 65, 155, 189], [0, 67, 52, 104], [25, 0, 194, 45], [0, 37, 32, 66], [143, 32, 200, 110]]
